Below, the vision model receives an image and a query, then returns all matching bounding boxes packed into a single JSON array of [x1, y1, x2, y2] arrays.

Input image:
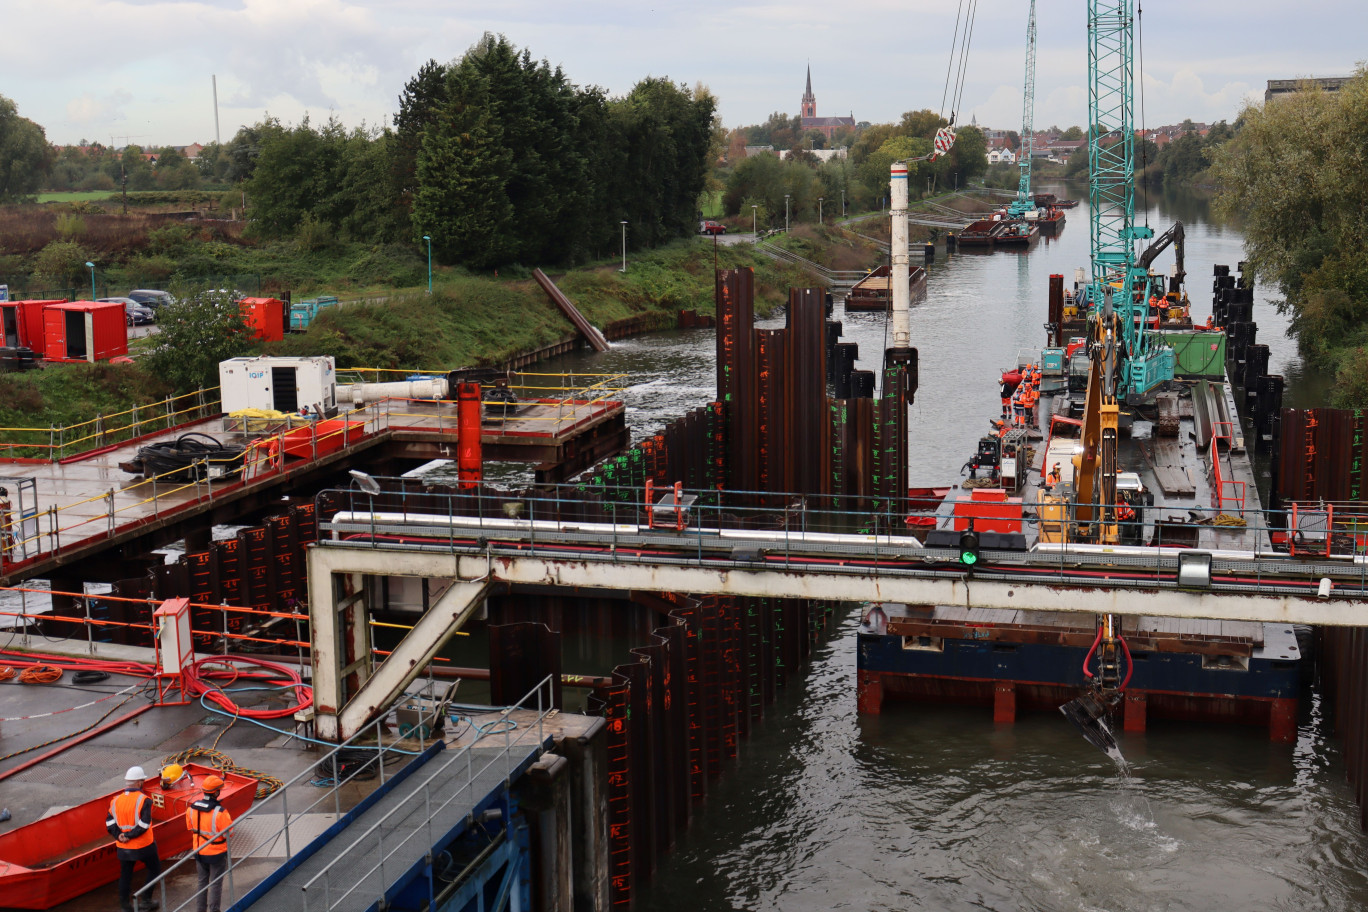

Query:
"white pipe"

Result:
[[327, 511, 924, 549], [337, 378, 449, 406], [889, 162, 911, 349]]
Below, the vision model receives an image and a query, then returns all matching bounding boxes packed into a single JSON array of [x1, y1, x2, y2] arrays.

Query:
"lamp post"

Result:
[[84, 261, 95, 300], [620, 221, 628, 273], [784, 195, 790, 233], [841, 189, 846, 218], [818, 197, 824, 224], [752, 205, 757, 237], [422, 236, 431, 294]]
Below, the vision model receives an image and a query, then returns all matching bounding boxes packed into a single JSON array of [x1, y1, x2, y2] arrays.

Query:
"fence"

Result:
[[0, 374, 629, 577], [133, 676, 555, 912], [312, 479, 1368, 592]]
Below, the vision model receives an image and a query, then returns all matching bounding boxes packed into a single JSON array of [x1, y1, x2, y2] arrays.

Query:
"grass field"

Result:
[[35, 191, 119, 203], [698, 190, 724, 219]]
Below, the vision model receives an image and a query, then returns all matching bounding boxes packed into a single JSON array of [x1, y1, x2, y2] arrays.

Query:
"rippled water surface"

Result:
[[456, 185, 1368, 909]]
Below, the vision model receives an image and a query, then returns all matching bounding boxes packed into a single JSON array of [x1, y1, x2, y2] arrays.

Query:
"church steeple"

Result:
[[801, 64, 816, 119]]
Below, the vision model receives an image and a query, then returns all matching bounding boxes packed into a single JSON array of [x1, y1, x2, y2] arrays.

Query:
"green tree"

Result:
[[393, 59, 449, 215], [1059, 125, 1084, 141], [412, 72, 516, 269], [0, 94, 50, 202], [144, 290, 257, 392], [32, 241, 89, 287], [1211, 67, 1368, 390]]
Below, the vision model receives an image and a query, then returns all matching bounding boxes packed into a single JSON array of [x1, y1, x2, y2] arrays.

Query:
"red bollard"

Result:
[[457, 382, 482, 490]]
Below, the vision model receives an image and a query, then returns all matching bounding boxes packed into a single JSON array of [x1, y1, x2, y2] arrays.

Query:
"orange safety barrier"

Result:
[[1208, 422, 1246, 514]]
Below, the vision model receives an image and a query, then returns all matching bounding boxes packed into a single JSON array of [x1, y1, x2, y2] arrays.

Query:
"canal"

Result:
[[508, 184, 1368, 910]]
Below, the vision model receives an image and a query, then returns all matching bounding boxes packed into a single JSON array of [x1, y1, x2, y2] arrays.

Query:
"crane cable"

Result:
[[1138, 2, 1149, 228], [925, 0, 980, 163]]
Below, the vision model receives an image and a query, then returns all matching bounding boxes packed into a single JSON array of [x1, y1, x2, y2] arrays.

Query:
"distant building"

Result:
[[1266, 76, 1353, 103], [744, 145, 775, 157], [988, 148, 1016, 165], [798, 66, 855, 140]]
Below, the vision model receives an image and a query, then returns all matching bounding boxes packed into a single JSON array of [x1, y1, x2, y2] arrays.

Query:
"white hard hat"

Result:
[[125, 766, 147, 781]]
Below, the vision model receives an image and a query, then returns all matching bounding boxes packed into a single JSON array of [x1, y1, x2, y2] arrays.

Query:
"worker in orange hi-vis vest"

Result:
[[106, 766, 161, 912], [185, 775, 233, 912]]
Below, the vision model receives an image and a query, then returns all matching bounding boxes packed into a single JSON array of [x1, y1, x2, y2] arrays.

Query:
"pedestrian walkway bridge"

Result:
[[304, 480, 1368, 740], [130, 681, 569, 912]]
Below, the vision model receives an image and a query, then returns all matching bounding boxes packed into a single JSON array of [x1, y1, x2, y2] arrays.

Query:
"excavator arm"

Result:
[[1071, 294, 1120, 545], [1138, 220, 1185, 290]]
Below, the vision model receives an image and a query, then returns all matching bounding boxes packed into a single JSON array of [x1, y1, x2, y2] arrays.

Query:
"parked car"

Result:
[[128, 289, 176, 310], [699, 220, 727, 236], [98, 297, 156, 326]]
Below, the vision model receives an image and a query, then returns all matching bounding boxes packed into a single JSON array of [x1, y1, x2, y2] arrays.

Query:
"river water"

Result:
[[517, 184, 1368, 911]]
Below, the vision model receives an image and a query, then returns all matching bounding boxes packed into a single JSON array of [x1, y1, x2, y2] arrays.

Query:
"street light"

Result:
[[785, 195, 790, 233], [752, 204, 758, 237], [421, 236, 431, 294], [84, 261, 95, 300], [841, 189, 846, 218], [620, 221, 628, 273], [818, 197, 824, 224]]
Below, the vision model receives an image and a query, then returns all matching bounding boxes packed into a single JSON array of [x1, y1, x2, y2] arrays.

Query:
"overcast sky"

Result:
[[6, 0, 1364, 147]]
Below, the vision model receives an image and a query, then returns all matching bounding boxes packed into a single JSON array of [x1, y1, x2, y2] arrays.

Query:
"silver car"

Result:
[[128, 289, 176, 310]]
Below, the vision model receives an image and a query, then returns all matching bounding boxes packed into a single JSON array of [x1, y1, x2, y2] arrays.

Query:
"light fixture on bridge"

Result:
[[349, 469, 381, 495], [1177, 551, 1213, 589]]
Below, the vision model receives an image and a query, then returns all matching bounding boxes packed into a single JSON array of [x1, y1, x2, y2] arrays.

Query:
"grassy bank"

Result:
[[0, 363, 172, 444], [269, 238, 818, 369], [0, 237, 818, 452]]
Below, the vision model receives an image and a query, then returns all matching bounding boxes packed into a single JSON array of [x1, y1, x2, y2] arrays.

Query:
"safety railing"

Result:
[[0, 585, 310, 656], [0, 387, 222, 461], [134, 711, 430, 912], [0, 401, 388, 576], [1209, 421, 1247, 514], [312, 479, 1368, 594], [296, 675, 555, 911]]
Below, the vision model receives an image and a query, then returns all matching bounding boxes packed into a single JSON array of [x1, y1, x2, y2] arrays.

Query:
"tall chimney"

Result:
[[889, 162, 911, 350]]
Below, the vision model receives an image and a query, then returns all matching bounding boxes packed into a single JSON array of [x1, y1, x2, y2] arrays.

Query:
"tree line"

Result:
[[719, 109, 988, 224], [1210, 69, 1368, 405], [234, 35, 716, 269], [1063, 118, 1236, 187], [0, 36, 718, 273]]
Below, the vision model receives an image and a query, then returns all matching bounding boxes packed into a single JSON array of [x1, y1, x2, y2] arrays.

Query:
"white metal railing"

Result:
[[134, 711, 433, 912], [298, 675, 555, 912]]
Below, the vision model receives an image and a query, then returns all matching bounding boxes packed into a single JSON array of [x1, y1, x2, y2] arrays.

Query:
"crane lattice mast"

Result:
[[1008, 0, 1037, 218], [1087, 0, 1171, 398]]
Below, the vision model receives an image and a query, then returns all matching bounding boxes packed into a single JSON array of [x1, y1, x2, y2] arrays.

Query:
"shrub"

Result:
[[32, 240, 89, 285], [55, 212, 86, 239]]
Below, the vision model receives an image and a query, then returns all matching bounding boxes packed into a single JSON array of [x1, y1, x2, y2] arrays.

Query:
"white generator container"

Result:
[[219, 356, 337, 416]]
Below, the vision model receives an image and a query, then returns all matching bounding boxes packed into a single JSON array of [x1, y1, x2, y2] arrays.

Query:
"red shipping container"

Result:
[[952, 487, 1024, 534], [1, 300, 64, 357], [238, 297, 285, 342], [42, 301, 129, 363]]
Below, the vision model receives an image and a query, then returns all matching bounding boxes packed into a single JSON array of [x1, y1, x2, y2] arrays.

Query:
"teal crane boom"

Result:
[[1087, 0, 1172, 399], [1007, 0, 1037, 219]]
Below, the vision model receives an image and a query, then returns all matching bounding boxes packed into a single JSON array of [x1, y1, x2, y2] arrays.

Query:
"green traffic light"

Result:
[[960, 550, 979, 566]]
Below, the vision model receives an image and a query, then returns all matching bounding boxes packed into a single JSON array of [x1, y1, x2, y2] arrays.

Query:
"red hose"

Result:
[[1082, 624, 1104, 679], [182, 655, 313, 719], [1119, 634, 1134, 691]]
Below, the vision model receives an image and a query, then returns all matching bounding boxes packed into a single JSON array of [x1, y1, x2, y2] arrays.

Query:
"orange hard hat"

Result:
[[202, 775, 225, 792]]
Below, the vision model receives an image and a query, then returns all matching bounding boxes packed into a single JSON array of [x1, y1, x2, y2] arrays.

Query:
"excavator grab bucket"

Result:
[[1060, 692, 1121, 758]]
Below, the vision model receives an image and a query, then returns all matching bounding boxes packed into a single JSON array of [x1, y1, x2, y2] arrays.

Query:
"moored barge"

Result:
[[845, 263, 928, 311]]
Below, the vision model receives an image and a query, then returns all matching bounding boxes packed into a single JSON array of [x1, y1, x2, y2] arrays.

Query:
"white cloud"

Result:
[[4, 0, 1364, 144], [66, 90, 134, 126]]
